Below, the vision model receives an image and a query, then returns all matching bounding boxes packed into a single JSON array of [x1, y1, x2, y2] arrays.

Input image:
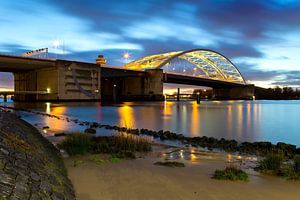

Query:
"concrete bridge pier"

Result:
[[213, 84, 255, 100], [101, 68, 164, 101], [3, 94, 7, 102]]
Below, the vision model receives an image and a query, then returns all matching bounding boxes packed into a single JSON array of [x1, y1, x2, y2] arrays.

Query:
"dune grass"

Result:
[[256, 154, 300, 180], [58, 132, 152, 158], [212, 166, 249, 181]]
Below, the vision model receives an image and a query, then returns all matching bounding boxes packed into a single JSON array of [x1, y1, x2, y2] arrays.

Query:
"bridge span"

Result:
[[0, 49, 254, 102]]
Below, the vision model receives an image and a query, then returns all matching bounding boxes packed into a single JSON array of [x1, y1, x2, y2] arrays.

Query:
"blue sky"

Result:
[[0, 0, 300, 89]]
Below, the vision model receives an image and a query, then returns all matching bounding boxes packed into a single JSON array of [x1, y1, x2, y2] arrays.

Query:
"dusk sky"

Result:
[[1, 0, 300, 90]]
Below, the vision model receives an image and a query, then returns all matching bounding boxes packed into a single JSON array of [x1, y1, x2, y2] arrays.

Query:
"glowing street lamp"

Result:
[[122, 52, 131, 62], [53, 39, 61, 49]]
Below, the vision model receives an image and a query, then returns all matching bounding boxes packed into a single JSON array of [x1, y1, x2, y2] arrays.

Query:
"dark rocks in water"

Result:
[[154, 161, 185, 167], [42, 126, 49, 129], [84, 128, 96, 134], [126, 128, 139, 135], [90, 122, 99, 128], [120, 127, 127, 132], [54, 133, 66, 137]]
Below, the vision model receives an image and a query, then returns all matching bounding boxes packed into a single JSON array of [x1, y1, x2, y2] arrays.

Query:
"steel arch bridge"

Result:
[[124, 49, 246, 84]]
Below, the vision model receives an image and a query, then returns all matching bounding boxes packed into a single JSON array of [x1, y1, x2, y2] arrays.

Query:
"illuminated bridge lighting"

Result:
[[123, 49, 246, 84]]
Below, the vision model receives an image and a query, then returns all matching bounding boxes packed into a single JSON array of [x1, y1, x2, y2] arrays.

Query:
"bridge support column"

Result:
[[213, 84, 255, 100], [196, 93, 200, 104], [177, 88, 180, 101], [3, 94, 7, 102], [143, 69, 164, 101]]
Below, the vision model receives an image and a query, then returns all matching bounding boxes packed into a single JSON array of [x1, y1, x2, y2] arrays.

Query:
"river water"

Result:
[[1, 99, 299, 146]]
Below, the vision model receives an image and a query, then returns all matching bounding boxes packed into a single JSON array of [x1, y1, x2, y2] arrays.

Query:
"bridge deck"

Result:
[[0, 54, 55, 72]]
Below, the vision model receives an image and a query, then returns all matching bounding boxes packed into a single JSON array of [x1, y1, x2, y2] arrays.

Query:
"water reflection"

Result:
[[5, 100, 300, 146], [43, 104, 68, 131], [190, 102, 200, 137], [118, 105, 135, 128]]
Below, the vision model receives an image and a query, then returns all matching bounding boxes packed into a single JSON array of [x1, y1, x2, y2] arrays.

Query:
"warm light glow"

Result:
[[45, 102, 51, 114], [124, 49, 246, 84], [118, 105, 135, 128], [122, 52, 131, 60], [46, 88, 51, 93]]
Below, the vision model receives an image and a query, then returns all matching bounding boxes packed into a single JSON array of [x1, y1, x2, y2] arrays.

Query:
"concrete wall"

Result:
[[56, 61, 101, 101], [13, 60, 101, 101], [101, 69, 164, 101], [144, 69, 164, 98], [36, 67, 58, 100]]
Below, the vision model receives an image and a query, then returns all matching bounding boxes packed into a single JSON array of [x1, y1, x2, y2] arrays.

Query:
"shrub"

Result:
[[256, 154, 283, 172], [58, 133, 92, 155], [212, 166, 248, 181], [278, 164, 298, 179], [294, 155, 300, 173], [113, 133, 152, 152], [59, 132, 152, 157], [154, 161, 185, 167]]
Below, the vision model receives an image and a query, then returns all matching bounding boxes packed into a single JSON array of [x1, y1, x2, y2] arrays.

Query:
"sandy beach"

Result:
[[64, 146, 300, 200]]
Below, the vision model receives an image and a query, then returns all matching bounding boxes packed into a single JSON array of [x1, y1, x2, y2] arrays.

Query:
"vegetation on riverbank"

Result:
[[212, 166, 249, 181], [255, 155, 300, 180], [58, 132, 152, 159]]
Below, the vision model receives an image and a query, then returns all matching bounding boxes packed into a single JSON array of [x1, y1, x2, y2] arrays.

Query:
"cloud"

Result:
[[1, 0, 300, 88]]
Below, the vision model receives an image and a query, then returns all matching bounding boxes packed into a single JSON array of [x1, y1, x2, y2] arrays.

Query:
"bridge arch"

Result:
[[124, 49, 246, 84]]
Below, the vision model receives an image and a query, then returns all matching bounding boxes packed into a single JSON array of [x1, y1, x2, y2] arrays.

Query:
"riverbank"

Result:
[[64, 145, 300, 200], [0, 110, 75, 199], [1, 108, 300, 200]]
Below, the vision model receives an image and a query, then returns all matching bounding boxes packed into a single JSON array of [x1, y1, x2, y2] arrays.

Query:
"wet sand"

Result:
[[64, 147, 300, 200]]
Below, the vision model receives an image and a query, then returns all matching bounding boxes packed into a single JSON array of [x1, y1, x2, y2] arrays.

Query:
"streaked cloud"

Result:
[[0, 0, 300, 88]]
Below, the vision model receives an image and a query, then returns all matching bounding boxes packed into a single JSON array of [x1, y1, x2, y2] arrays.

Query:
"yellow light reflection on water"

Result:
[[237, 104, 243, 140], [190, 101, 200, 137], [163, 101, 174, 116], [227, 105, 232, 138], [118, 105, 135, 128], [43, 103, 68, 132]]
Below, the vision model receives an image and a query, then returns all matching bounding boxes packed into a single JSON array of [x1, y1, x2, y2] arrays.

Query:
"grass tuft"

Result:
[[58, 132, 152, 158], [58, 133, 92, 156], [212, 166, 249, 181], [256, 154, 283, 172], [256, 154, 300, 180]]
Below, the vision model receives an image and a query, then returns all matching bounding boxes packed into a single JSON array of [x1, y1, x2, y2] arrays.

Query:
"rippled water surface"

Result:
[[1, 99, 300, 146]]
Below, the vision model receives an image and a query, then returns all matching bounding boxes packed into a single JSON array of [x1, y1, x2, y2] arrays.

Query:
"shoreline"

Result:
[[1, 108, 300, 199], [64, 144, 300, 200], [1, 105, 299, 157]]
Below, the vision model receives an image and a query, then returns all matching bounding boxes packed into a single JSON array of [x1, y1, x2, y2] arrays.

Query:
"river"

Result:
[[1, 99, 299, 146]]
